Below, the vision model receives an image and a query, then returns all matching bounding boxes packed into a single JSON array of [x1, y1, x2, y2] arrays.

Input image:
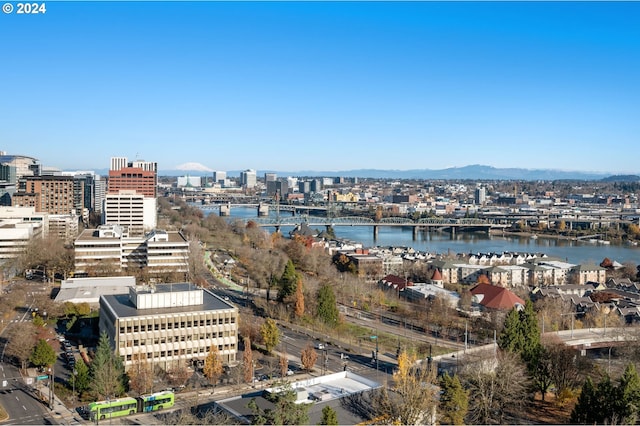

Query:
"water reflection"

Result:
[[204, 207, 640, 266]]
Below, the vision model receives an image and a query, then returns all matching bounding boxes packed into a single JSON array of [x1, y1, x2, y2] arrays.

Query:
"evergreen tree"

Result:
[[439, 372, 469, 425], [29, 339, 56, 369], [72, 359, 90, 396], [520, 300, 541, 363], [90, 331, 126, 399], [616, 363, 640, 424], [594, 375, 616, 424], [248, 383, 310, 425], [498, 308, 524, 353], [278, 260, 299, 301], [320, 406, 339, 425], [498, 299, 543, 387], [316, 284, 340, 326]]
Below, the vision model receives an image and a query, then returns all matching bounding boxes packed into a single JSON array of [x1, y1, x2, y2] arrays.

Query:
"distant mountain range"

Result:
[[164, 164, 639, 181], [89, 164, 639, 181]]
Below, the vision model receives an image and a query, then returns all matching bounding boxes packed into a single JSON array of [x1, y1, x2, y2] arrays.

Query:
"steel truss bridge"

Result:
[[246, 216, 509, 238]]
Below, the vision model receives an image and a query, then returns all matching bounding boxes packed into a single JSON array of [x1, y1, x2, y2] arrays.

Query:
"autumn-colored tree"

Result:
[[389, 350, 439, 425], [166, 352, 193, 389], [557, 220, 566, 232], [260, 318, 280, 354], [294, 277, 305, 318], [300, 344, 318, 372], [477, 273, 491, 284], [279, 353, 289, 378], [203, 346, 224, 387], [628, 223, 640, 237], [243, 337, 253, 384]]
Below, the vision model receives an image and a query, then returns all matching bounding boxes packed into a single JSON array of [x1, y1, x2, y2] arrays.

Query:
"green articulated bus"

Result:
[[88, 391, 175, 421]]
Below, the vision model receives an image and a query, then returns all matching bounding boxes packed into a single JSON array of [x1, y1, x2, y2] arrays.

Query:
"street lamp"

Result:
[[47, 366, 54, 410], [370, 332, 379, 372], [72, 368, 77, 401], [561, 312, 579, 338]]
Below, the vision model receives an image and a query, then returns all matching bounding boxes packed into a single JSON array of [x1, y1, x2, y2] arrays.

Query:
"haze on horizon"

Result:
[[1, 2, 638, 174]]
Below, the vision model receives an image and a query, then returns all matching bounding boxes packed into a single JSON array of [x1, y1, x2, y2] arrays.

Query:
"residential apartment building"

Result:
[[99, 283, 238, 370], [74, 225, 189, 276], [13, 175, 77, 215]]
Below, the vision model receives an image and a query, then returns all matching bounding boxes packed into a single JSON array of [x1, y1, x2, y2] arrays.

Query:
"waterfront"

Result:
[[208, 207, 640, 266]]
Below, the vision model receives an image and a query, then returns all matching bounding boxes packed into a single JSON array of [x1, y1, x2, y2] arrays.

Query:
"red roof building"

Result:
[[470, 283, 525, 310]]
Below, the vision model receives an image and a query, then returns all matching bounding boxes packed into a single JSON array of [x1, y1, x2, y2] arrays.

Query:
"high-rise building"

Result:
[[13, 175, 77, 215], [103, 192, 157, 237], [94, 177, 106, 214], [108, 167, 157, 197], [264, 173, 277, 182], [106, 157, 158, 235], [240, 169, 257, 188], [298, 181, 311, 194], [110, 157, 128, 172], [475, 186, 487, 205], [0, 153, 40, 206], [212, 171, 226, 185]]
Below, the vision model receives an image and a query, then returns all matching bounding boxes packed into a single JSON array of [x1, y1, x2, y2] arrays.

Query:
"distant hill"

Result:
[[85, 164, 619, 181], [156, 164, 612, 181], [600, 175, 640, 182]]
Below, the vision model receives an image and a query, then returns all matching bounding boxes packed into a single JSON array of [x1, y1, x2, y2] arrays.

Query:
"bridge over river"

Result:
[[250, 216, 510, 239]]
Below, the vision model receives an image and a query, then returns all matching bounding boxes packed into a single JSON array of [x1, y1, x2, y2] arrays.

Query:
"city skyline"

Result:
[[2, 1, 639, 174]]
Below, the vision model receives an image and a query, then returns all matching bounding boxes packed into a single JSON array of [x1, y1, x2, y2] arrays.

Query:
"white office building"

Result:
[[74, 225, 189, 276], [99, 283, 238, 370], [103, 191, 156, 237]]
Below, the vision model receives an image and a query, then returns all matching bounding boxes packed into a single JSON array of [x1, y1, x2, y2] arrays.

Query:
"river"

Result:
[[204, 206, 640, 266]]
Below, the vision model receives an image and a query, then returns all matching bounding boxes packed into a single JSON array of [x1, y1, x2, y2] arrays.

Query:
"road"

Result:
[[0, 339, 55, 425]]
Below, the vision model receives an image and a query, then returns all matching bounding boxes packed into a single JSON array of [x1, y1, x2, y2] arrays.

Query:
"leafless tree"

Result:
[[128, 353, 154, 395], [461, 351, 530, 425]]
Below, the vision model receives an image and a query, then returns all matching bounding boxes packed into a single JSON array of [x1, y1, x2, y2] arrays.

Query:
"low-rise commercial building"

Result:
[[99, 283, 238, 370], [74, 225, 189, 277]]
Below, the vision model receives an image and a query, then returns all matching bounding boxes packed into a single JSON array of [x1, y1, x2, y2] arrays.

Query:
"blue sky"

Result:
[[1, 1, 639, 174]]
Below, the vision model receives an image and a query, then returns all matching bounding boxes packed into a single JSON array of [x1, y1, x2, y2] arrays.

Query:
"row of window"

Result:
[[119, 317, 235, 334], [124, 343, 236, 361], [125, 330, 232, 346]]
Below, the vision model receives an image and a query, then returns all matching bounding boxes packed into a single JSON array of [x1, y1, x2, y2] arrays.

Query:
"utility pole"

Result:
[[48, 365, 54, 410]]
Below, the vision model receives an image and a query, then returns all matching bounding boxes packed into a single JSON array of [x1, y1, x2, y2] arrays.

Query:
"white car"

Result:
[[315, 343, 325, 350]]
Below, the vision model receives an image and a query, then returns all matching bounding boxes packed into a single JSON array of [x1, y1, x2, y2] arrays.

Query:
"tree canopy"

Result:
[[260, 318, 280, 354], [90, 331, 126, 399], [29, 339, 56, 369], [316, 284, 340, 326]]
